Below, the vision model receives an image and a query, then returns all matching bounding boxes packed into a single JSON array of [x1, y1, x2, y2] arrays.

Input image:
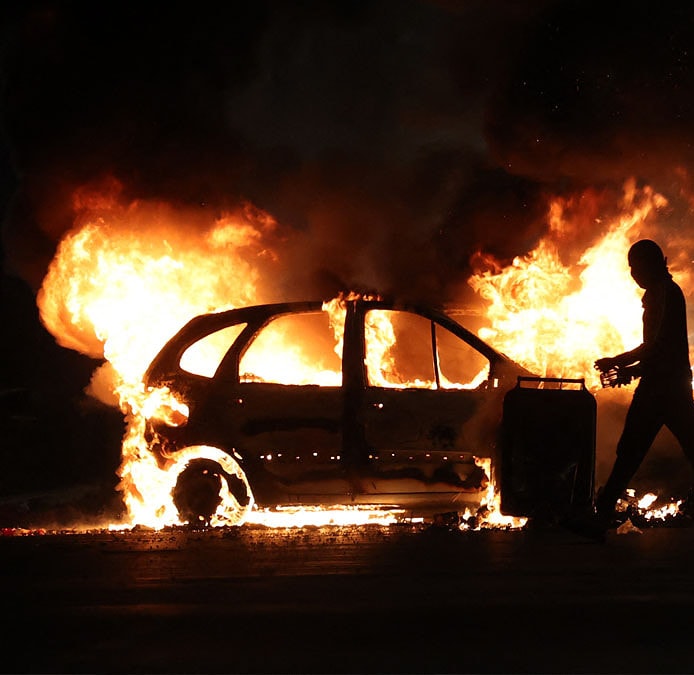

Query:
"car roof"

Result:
[[145, 298, 516, 382]]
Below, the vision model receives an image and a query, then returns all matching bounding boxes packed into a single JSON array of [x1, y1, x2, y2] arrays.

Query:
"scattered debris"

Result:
[[616, 518, 643, 535]]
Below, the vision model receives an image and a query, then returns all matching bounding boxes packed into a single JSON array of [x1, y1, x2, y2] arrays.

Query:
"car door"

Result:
[[359, 307, 504, 492], [217, 307, 349, 498]]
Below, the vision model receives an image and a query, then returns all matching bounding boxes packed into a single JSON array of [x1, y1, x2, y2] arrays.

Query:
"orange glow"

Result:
[[38, 199, 279, 387]]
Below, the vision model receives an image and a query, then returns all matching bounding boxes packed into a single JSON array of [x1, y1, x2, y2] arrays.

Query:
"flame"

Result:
[[38, 191, 283, 527], [466, 181, 694, 524], [36, 178, 689, 531], [244, 505, 417, 528], [469, 181, 670, 389], [460, 457, 527, 530], [38, 199, 279, 391], [637, 492, 658, 510], [38, 193, 497, 529], [620, 489, 684, 523], [37, 190, 511, 531]]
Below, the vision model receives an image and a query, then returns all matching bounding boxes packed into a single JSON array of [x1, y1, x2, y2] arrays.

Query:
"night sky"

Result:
[[3, 0, 694, 506]]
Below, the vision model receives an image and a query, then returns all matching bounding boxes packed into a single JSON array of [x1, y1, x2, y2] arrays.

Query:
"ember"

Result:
[[617, 489, 686, 526]]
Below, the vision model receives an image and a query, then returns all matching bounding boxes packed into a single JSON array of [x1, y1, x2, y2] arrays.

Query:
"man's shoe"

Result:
[[561, 513, 608, 543]]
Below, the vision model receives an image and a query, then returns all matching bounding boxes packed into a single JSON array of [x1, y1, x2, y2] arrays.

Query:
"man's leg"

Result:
[[595, 387, 663, 522], [663, 382, 694, 473]]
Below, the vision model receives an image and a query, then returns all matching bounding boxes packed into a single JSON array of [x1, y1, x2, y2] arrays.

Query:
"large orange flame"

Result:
[[468, 181, 676, 390], [38, 189, 287, 527]]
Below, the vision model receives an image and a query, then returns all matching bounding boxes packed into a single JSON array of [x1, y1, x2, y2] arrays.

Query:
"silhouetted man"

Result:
[[591, 239, 694, 537]]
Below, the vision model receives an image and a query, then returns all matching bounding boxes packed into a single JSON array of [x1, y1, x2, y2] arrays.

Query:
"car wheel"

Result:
[[169, 447, 254, 526]]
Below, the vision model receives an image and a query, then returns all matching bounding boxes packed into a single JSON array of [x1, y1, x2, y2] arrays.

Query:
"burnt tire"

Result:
[[172, 457, 250, 526]]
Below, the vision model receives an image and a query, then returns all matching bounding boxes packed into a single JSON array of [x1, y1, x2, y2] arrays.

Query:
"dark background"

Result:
[[3, 0, 694, 514]]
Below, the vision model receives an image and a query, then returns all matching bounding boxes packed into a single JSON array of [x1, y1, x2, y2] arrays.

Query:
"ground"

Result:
[[3, 520, 694, 674]]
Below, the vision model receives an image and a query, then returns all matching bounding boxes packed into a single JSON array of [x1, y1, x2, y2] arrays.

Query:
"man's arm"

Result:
[[595, 345, 643, 373]]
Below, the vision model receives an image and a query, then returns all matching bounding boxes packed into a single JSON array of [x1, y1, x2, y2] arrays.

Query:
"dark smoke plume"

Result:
[[4, 2, 694, 295], [5, 1, 694, 303], [0, 2, 563, 302]]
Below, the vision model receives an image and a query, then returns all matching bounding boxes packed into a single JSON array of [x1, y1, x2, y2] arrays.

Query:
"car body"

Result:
[[143, 296, 534, 522]]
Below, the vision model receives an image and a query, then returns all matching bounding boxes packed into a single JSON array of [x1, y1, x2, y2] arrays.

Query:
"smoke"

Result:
[[5, 1, 694, 304], [487, 1, 694, 184], [0, 2, 561, 302]]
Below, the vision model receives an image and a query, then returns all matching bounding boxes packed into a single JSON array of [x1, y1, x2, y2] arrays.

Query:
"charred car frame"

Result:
[[143, 297, 594, 524]]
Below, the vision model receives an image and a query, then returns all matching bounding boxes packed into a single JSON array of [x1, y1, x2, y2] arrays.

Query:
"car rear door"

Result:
[[359, 307, 503, 460]]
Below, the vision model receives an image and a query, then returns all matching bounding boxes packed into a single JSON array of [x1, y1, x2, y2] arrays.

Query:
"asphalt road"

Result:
[[3, 522, 694, 674]]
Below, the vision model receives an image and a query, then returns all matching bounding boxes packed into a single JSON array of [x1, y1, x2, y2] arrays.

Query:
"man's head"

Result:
[[628, 239, 668, 289]]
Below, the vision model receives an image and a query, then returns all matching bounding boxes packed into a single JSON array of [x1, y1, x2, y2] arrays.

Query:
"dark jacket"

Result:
[[617, 276, 692, 385]]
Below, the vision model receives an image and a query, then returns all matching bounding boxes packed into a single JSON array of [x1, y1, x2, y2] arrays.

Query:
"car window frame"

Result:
[[353, 300, 499, 392], [234, 306, 345, 387]]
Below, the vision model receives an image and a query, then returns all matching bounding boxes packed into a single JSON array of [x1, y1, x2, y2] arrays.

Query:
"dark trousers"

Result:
[[596, 377, 694, 518]]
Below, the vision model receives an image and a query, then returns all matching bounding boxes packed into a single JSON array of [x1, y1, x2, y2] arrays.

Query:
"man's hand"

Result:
[[594, 357, 617, 373], [594, 357, 641, 388]]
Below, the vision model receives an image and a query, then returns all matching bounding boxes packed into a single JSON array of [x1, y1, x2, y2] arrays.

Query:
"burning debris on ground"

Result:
[[613, 489, 693, 530], [3, 484, 692, 538]]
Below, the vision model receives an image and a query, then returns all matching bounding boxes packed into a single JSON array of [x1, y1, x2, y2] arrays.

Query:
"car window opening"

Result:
[[365, 310, 490, 390], [239, 311, 343, 386], [179, 323, 248, 377]]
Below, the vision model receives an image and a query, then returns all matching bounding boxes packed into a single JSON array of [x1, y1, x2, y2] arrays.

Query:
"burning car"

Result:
[[141, 295, 545, 525]]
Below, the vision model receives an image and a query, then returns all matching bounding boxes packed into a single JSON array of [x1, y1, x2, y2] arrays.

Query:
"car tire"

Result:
[[171, 452, 253, 526]]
